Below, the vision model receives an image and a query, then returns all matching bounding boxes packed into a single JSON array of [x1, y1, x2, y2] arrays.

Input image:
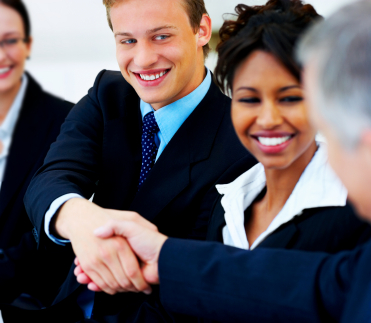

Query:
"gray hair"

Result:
[[297, 0, 371, 149]]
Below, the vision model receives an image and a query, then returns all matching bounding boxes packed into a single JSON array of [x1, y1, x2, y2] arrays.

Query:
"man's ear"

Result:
[[197, 14, 212, 48]]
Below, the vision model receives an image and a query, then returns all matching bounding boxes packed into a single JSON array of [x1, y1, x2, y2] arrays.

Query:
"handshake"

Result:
[[59, 199, 169, 296]]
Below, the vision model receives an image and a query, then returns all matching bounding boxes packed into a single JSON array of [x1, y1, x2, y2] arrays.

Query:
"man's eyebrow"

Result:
[[114, 25, 177, 38], [146, 25, 178, 34]]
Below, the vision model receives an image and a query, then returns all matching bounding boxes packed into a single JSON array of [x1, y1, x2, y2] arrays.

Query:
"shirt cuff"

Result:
[[44, 193, 85, 245]]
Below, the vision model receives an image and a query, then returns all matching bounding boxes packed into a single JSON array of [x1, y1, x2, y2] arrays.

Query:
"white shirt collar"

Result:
[[216, 142, 347, 250], [0, 74, 28, 159]]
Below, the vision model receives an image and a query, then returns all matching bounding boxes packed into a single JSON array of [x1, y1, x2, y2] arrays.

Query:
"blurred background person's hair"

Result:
[[297, 0, 371, 149]]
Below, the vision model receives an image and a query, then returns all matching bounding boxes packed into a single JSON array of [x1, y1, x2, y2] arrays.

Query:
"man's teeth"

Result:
[[139, 70, 167, 81], [0, 67, 11, 75], [258, 136, 291, 146]]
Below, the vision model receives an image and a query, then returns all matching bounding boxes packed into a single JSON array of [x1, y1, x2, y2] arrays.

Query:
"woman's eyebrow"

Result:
[[235, 87, 258, 93], [278, 85, 301, 92]]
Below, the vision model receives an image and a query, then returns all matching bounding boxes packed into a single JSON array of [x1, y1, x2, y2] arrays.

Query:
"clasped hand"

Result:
[[55, 199, 167, 296]]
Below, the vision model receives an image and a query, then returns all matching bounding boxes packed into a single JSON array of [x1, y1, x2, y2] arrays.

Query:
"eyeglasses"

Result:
[[0, 38, 28, 52]]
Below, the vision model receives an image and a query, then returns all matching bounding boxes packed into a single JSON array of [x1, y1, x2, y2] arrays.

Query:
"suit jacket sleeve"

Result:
[[158, 238, 363, 323], [24, 70, 106, 248]]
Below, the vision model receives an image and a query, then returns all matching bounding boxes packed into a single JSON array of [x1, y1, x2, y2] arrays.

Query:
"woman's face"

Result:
[[0, 4, 31, 95], [231, 50, 317, 170]]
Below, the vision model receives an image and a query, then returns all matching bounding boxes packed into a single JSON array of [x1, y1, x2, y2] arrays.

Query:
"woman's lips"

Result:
[[0, 66, 13, 79], [251, 133, 295, 154]]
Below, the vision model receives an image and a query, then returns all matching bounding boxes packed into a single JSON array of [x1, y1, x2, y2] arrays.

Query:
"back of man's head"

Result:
[[297, 0, 371, 148], [102, 0, 210, 57]]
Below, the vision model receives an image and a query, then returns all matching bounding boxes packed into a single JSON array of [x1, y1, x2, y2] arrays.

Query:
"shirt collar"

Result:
[[140, 68, 211, 146], [217, 142, 347, 209], [0, 74, 28, 139], [217, 142, 348, 249]]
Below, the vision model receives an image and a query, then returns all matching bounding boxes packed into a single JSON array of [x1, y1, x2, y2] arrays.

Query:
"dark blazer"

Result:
[[0, 73, 74, 305], [207, 197, 371, 253], [158, 237, 371, 323], [23, 70, 257, 320]]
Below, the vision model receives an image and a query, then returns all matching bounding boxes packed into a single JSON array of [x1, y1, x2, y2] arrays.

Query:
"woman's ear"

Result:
[[197, 14, 212, 49]]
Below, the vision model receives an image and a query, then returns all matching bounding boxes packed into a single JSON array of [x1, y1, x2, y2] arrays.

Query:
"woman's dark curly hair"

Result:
[[214, 0, 321, 93]]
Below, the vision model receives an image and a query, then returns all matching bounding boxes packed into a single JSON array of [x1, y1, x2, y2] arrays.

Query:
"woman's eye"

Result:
[[280, 96, 303, 103], [122, 39, 137, 44], [238, 97, 261, 104]]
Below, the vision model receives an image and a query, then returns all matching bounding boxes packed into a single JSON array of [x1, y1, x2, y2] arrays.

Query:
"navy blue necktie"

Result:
[[138, 112, 159, 188]]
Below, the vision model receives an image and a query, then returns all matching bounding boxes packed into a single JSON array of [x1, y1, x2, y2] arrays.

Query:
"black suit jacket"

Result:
[[207, 197, 371, 253], [159, 237, 371, 323], [0, 73, 74, 304], [23, 70, 257, 320]]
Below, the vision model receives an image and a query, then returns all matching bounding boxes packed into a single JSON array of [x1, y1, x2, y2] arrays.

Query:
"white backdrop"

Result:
[[24, 0, 356, 104]]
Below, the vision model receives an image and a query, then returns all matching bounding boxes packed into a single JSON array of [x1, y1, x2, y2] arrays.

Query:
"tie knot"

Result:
[[142, 112, 159, 135]]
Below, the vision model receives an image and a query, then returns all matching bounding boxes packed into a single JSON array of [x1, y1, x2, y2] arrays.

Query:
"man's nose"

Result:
[[133, 42, 158, 68], [256, 102, 283, 129]]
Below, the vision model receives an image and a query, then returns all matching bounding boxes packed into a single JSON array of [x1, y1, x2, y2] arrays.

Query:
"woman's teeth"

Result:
[[139, 70, 168, 81], [258, 136, 291, 146], [0, 67, 11, 75]]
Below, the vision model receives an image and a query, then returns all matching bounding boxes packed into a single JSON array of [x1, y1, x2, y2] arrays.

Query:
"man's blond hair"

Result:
[[102, 0, 210, 57]]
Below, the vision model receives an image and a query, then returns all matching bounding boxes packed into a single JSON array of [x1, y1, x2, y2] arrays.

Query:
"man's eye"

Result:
[[155, 35, 169, 40], [122, 39, 137, 44], [238, 97, 260, 104], [280, 96, 303, 103]]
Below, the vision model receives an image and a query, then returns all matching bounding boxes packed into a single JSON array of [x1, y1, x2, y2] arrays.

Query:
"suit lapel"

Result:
[[94, 90, 142, 210], [130, 82, 227, 223], [0, 76, 54, 216], [206, 196, 226, 242], [258, 222, 299, 249]]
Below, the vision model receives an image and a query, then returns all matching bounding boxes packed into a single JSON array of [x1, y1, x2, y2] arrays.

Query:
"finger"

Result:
[[102, 237, 140, 293], [81, 259, 123, 295], [117, 240, 152, 294], [74, 265, 83, 276], [88, 282, 102, 292], [74, 257, 80, 266], [76, 273, 93, 285]]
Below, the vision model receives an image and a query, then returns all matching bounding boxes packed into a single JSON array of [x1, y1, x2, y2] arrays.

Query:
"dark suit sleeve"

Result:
[[24, 70, 106, 248], [158, 238, 362, 323]]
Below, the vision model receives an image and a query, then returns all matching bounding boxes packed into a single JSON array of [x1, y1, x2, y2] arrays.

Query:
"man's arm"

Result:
[[77, 219, 358, 322], [24, 70, 152, 295]]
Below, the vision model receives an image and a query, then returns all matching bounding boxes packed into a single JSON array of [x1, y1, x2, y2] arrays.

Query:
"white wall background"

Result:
[[23, 0, 357, 104]]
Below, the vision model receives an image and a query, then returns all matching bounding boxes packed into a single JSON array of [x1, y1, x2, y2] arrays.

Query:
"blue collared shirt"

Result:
[[140, 68, 211, 160], [44, 68, 212, 318]]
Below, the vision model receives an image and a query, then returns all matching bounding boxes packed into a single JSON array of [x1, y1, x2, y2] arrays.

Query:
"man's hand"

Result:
[[75, 219, 168, 291], [54, 198, 157, 295]]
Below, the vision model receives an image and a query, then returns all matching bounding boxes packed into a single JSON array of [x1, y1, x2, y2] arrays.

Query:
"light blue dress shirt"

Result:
[[43, 68, 211, 318]]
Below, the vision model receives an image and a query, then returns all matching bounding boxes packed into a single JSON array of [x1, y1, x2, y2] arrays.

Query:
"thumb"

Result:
[[94, 220, 141, 239]]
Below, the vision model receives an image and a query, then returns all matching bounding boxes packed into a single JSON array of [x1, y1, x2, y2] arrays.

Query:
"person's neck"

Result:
[[151, 59, 206, 110], [0, 80, 22, 125], [262, 141, 318, 215]]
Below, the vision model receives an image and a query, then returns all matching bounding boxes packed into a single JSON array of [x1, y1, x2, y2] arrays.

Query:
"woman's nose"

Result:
[[256, 102, 283, 129]]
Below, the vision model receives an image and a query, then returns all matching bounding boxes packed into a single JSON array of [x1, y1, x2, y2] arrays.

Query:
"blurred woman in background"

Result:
[[0, 0, 73, 310], [207, 0, 371, 253]]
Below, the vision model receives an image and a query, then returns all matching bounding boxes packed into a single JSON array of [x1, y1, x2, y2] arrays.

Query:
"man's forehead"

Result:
[[110, 0, 190, 34]]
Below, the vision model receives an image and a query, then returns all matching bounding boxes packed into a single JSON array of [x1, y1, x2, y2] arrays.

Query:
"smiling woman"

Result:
[[206, 0, 371, 254], [0, 0, 73, 312]]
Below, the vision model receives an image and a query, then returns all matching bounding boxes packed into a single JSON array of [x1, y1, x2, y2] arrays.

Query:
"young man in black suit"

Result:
[[23, 0, 256, 321], [73, 1, 371, 322]]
